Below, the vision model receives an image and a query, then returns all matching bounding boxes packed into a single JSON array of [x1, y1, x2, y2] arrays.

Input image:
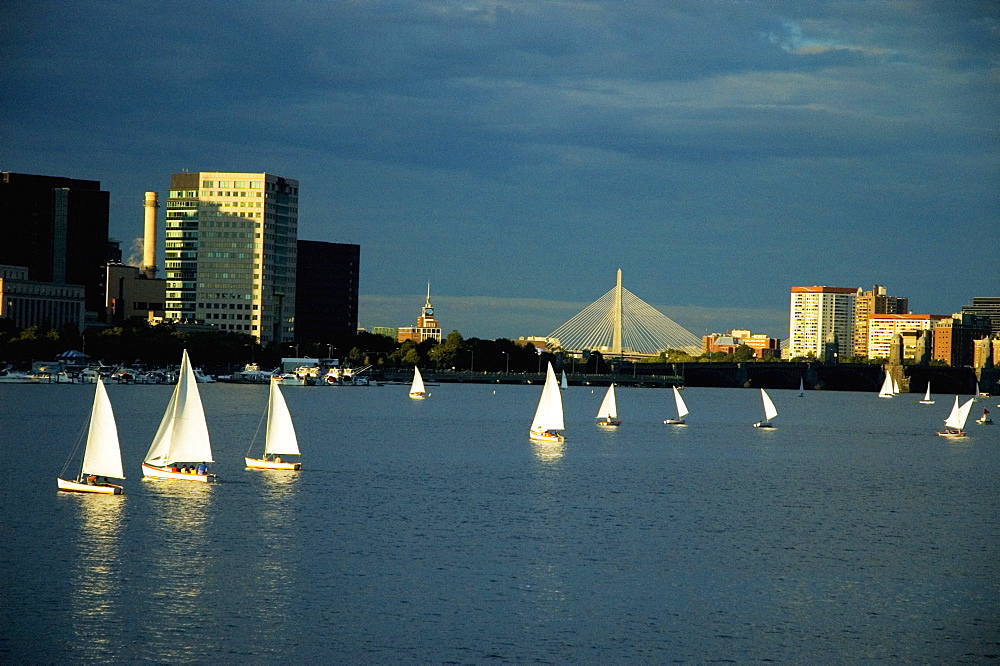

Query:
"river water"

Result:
[[1, 381, 997, 662]]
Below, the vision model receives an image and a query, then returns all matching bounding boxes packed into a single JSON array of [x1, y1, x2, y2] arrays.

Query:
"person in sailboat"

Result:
[[197, 463, 208, 475]]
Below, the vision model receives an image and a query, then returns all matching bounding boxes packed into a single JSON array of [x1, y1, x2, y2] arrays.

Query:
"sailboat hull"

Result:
[[596, 419, 621, 427], [936, 430, 966, 437], [142, 463, 218, 482], [409, 392, 426, 399], [663, 418, 686, 425], [753, 421, 775, 428], [529, 428, 565, 443], [57, 478, 123, 494], [245, 457, 301, 470]]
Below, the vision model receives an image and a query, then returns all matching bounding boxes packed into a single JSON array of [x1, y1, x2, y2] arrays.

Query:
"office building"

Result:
[[294, 240, 360, 343], [164, 172, 297, 344], [961, 297, 1000, 335], [853, 285, 908, 357], [0, 265, 85, 331], [703, 330, 781, 359], [787, 286, 857, 360], [398, 286, 442, 344], [0, 172, 111, 315]]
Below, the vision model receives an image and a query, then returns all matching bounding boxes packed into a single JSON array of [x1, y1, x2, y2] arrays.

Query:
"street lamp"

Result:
[[502, 351, 509, 374], [469, 350, 474, 373]]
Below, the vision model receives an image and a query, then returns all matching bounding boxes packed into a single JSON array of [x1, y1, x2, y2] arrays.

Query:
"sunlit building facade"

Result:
[[164, 172, 297, 343], [867, 313, 947, 360], [788, 286, 857, 360]]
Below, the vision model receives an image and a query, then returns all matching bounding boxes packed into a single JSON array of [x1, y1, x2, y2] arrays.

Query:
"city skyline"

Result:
[[2, 2, 997, 340]]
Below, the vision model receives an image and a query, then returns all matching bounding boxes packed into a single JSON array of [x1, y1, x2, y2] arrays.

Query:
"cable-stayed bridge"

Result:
[[549, 270, 701, 355]]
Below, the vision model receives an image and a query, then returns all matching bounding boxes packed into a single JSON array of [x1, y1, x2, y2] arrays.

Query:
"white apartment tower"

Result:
[[164, 172, 297, 343], [788, 286, 857, 360]]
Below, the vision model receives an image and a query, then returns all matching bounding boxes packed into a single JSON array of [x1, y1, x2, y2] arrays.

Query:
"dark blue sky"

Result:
[[2, 1, 997, 340]]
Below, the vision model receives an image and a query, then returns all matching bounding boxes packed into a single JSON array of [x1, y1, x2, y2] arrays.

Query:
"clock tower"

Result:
[[398, 283, 442, 343]]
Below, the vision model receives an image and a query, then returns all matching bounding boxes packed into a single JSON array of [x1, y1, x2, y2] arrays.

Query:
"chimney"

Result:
[[142, 191, 158, 278]]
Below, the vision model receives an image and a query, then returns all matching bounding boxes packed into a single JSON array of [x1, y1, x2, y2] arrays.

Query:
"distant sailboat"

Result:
[[57, 380, 125, 495], [409, 366, 427, 399], [753, 388, 778, 428], [246, 378, 302, 470], [798, 377, 805, 397], [560, 370, 568, 390], [142, 350, 218, 482], [664, 386, 689, 425], [937, 395, 974, 437], [530, 362, 565, 442], [975, 408, 992, 425], [919, 382, 935, 404], [595, 383, 621, 427], [878, 369, 895, 398]]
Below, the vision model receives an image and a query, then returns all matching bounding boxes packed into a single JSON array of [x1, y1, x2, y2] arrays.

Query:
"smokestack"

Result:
[[142, 191, 158, 278]]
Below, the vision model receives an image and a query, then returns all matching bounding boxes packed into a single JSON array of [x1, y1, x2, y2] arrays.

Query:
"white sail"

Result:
[[560, 370, 568, 390], [596, 383, 618, 419], [944, 396, 974, 430], [531, 362, 565, 432], [672, 386, 689, 419], [892, 376, 901, 395], [410, 366, 426, 395], [878, 370, 894, 398], [144, 350, 213, 465], [264, 379, 300, 456], [81, 380, 125, 480], [798, 377, 805, 397], [761, 389, 778, 422], [921, 383, 933, 403]]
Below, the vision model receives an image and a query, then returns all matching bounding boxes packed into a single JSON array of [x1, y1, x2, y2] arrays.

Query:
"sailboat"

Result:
[[975, 408, 992, 425], [919, 382, 935, 404], [246, 378, 302, 470], [753, 388, 778, 428], [141, 350, 218, 482], [663, 385, 689, 425], [878, 369, 895, 398], [798, 377, 805, 397], [530, 362, 565, 442], [595, 383, 621, 427], [57, 380, 125, 495], [408, 366, 427, 399], [560, 370, 568, 390], [936, 395, 974, 437]]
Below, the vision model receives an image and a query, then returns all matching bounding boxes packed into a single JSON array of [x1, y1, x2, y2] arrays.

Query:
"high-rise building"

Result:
[[0, 172, 111, 315], [294, 240, 360, 343], [164, 172, 298, 343], [398, 285, 442, 343], [788, 286, 857, 360], [853, 285, 908, 358], [933, 313, 992, 367], [961, 297, 1000, 335]]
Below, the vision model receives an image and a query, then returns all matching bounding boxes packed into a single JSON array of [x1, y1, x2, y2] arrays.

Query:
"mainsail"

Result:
[[81, 380, 125, 480], [531, 362, 565, 433], [144, 350, 213, 465], [265, 379, 300, 456]]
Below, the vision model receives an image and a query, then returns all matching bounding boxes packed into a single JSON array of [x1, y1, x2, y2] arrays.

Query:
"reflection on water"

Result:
[[142, 483, 213, 661], [69, 494, 124, 661], [248, 471, 300, 647], [530, 439, 565, 462]]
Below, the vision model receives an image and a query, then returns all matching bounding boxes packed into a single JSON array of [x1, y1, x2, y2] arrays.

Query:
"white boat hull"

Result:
[[409, 392, 426, 399], [753, 421, 775, 428], [596, 419, 621, 427], [663, 418, 686, 425], [57, 477, 123, 495], [936, 429, 966, 437], [142, 463, 218, 482], [530, 428, 565, 443], [245, 457, 301, 470]]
